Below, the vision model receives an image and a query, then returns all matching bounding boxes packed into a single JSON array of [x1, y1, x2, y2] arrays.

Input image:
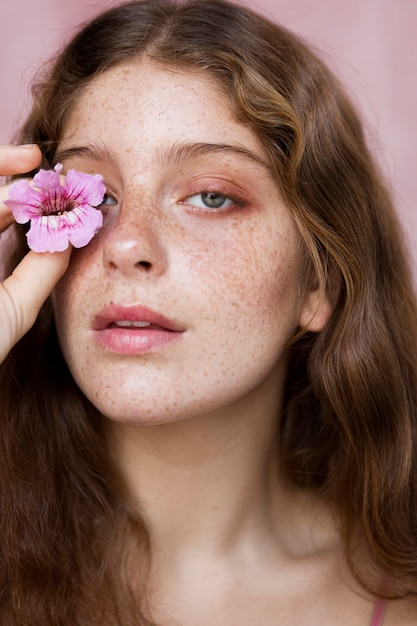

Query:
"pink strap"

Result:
[[370, 599, 387, 626]]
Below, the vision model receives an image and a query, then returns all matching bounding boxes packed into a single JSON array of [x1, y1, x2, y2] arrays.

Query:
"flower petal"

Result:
[[26, 205, 103, 252], [32, 164, 66, 215], [64, 169, 106, 207], [32, 163, 63, 194], [67, 205, 104, 248], [4, 180, 44, 222], [26, 215, 72, 253]]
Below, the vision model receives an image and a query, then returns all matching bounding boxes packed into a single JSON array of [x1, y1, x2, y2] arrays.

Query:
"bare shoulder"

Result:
[[385, 598, 417, 625]]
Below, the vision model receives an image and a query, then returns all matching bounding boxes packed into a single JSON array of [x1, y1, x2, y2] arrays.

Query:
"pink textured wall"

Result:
[[1, 0, 416, 270]]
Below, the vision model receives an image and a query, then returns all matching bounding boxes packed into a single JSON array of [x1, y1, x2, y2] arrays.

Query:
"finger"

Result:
[[0, 182, 21, 230], [0, 144, 43, 231], [0, 248, 71, 362], [0, 144, 42, 176]]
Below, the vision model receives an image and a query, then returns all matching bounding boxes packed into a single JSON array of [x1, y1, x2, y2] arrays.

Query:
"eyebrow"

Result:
[[54, 143, 117, 167], [54, 141, 273, 177], [160, 141, 273, 175]]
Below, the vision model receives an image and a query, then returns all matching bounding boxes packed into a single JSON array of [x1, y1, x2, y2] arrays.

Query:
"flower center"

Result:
[[43, 198, 76, 216]]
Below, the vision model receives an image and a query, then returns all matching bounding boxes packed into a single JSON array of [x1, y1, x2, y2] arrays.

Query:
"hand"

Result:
[[0, 144, 71, 363]]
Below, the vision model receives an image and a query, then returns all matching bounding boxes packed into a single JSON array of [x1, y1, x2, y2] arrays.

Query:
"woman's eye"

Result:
[[185, 191, 234, 210], [97, 192, 117, 208]]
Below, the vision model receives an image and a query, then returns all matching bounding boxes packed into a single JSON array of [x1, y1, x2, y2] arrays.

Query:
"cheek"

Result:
[[182, 217, 303, 327], [52, 246, 101, 354], [162, 228, 304, 413], [173, 225, 303, 411]]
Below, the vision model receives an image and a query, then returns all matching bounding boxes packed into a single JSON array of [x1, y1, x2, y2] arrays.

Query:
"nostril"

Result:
[[137, 260, 152, 270], [102, 232, 165, 275]]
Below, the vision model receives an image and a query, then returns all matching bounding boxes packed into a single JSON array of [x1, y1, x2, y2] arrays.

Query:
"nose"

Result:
[[102, 202, 168, 277]]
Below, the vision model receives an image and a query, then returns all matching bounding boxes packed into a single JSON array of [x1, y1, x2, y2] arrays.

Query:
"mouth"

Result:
[[111, 320, 163, 329], [91, 304, 184, 354], [92, 304, 183, 332]]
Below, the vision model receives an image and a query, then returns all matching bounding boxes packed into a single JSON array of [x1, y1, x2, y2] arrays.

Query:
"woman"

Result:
[[0, 1, 416, 623]]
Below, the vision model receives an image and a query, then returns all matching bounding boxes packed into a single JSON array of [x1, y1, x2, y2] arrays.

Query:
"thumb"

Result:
[[0, 248, 71, 362]]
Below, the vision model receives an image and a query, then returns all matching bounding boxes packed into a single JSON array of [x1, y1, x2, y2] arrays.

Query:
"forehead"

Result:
[[62, 58, 268, 159]]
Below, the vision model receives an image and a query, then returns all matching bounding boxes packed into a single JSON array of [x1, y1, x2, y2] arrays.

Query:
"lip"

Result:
[[91, 304, 184, 355]]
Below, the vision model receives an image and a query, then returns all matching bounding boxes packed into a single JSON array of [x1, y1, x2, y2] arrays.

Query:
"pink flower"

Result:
[[5, 163, 105, 253]]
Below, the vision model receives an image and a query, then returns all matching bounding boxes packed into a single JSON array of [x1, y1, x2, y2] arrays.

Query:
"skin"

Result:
[[2, 62, 416, 624], [52, 60, 325, 426]]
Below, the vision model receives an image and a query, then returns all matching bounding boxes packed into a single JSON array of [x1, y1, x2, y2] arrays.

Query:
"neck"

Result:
[[106, 367, 334, 567]]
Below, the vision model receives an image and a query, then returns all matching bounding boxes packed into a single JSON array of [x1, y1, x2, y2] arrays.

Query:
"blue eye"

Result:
[[186, 191, 234, 210], [97, 193, 117, 208]]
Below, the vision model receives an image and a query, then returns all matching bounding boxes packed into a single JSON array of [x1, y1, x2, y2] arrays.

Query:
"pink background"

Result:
[[1, 0, 416, 273]]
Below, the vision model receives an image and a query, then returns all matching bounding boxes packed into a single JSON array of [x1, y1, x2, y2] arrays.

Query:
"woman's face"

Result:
[[52, 59, 323, 425]]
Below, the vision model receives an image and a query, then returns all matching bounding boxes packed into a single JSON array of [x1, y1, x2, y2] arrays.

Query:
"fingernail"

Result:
[[18, 144, 37, 149]]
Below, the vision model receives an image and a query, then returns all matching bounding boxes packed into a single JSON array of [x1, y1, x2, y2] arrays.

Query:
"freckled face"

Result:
[[52, 59, 309, 425]]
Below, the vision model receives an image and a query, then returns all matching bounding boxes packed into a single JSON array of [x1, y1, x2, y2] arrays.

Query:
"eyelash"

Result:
[[181, 188, 247, 214]]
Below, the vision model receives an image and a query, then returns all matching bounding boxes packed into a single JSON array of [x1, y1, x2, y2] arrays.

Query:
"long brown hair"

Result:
[[1, 0, 417, 622]]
